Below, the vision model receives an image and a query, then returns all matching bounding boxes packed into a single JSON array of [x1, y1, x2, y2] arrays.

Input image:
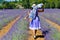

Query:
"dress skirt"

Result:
[[29, 16, 41, 30]]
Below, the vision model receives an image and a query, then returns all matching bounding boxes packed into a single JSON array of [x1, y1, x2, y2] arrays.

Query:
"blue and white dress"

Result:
[[29, 3, 43, 30]]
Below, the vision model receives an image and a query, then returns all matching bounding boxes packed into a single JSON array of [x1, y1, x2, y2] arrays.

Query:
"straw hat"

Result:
[[31, 4, 36, 8]]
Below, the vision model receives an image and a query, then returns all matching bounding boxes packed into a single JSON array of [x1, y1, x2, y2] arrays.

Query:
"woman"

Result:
[[24, 3, 44, 39]]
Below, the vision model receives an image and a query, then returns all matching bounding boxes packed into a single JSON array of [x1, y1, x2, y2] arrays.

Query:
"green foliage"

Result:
[[0, 0, 60, 9], [45, 2, 50, 8], [0, 5, 3, 9], [2, 1, 16, 9], [57, 1, 60, 8], [22, 0, 30, 8], [19, 0, 60, 9], [51, 2, 55, 9]]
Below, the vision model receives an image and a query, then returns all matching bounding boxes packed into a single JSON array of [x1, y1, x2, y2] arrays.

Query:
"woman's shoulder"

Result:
[[37, 3, 44, 8]]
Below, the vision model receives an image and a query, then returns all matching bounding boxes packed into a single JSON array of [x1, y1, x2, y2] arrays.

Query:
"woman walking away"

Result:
[[24, 3, 44, 39]]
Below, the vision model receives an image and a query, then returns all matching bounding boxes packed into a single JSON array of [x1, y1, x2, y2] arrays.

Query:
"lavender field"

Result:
[[39, 9, 60, 25], [0, 9, 60, 40]]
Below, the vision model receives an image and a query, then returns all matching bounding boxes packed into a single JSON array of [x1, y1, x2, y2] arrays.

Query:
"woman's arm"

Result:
[[38, 5, 44, 12], [24, 11, 32, 23]]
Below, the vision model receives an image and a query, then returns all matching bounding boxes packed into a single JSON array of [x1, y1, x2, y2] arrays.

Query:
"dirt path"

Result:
[[28, 30, 45, 40], [0, 15, 20, 38]]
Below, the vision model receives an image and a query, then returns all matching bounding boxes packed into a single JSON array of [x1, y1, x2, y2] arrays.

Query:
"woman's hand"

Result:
[[29, 18, 32, 22]]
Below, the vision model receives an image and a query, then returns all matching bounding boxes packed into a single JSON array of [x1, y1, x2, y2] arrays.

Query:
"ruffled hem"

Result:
[[29, 27, 41, 30]]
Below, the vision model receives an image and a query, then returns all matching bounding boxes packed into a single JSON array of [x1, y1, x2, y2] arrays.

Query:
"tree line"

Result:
[[0, 0, 60, 9]]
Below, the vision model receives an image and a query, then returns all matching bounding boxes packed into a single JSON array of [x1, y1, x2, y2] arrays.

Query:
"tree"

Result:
[[57, 1, 60, 8], [26, 0, 30, 8], [2, 1, 16, 9], [51, 2, 55, 8], [22, 0, 30, 8], [45, 2, 50, 8]]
